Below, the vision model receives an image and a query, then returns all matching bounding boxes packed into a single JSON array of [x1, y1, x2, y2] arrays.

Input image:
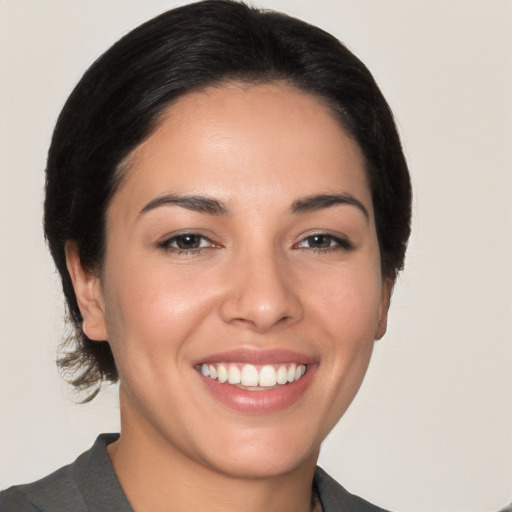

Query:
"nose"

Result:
[[219, 248, 304, 332]]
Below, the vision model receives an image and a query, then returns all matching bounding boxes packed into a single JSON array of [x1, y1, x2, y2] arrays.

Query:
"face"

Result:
[[70, 83, 391, 479]]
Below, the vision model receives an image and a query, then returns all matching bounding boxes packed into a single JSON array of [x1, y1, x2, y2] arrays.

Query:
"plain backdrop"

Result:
[[0, 1, 511, 511]]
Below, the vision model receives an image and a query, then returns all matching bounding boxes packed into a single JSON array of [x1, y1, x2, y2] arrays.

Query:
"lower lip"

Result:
[[199, 366, 316, 413]]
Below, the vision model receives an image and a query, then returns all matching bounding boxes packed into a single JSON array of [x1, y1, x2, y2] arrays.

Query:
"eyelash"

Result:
[[158, 233, 215, 256], [295, 234, 352, 253], [158, 232, 352, 256]]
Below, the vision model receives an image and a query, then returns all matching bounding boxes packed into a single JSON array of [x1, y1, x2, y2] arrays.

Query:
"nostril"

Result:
[[218, 264, 304, 330]]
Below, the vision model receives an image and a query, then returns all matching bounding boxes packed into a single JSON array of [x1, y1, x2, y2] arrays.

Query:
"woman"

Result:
[[0, 1, 411, 510]]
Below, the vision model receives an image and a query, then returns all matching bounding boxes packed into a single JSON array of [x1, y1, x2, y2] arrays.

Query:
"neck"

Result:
[[108, 397, 318, 512]]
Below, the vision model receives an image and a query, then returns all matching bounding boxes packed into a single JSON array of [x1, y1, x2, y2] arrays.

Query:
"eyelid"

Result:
[[293, 230, 353, 251], [158, 230, 220, 253]]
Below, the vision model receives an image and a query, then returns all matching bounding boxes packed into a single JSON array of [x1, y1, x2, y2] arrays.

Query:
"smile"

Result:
[[198, 362, 307, 389]]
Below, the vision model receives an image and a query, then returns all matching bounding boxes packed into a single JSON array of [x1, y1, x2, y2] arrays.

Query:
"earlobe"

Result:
[[65, 242, 108, 341], [375, 277, 393, 340]]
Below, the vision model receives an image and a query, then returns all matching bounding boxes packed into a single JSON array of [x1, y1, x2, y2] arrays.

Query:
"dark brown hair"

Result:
[[44, 0, 412, 400]]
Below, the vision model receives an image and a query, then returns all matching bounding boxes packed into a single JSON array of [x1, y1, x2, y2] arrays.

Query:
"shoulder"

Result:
[[0, 486, 41, 511], [0, 434, 128, 512], [0, 452, 89, 512], [314, 466, 392, 512]]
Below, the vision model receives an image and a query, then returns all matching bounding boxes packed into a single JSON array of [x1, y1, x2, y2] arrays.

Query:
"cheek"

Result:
[[306, 263, 383, 393], [310, 264, 384, 335], [101, 261, 220, 358]]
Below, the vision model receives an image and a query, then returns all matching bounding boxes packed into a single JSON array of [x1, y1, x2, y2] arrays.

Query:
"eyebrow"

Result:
[[291, 193, 369, 219], [139, 194, 230, 216], [139, 192, 368, 219]]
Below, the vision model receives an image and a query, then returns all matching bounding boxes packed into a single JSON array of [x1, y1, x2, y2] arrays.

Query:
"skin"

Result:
[[66, 82, 392, 512]]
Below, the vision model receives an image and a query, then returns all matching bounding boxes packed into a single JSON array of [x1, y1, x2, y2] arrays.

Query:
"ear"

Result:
[[375, 277, 394, 340], [65, 241, 108, 341]]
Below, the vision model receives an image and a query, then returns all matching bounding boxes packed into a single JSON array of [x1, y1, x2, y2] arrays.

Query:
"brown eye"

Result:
[[160, 233, 213, 252], [304, 235, 333, 248], [174, 234, 203, 249], [297, 234, 352, 251]]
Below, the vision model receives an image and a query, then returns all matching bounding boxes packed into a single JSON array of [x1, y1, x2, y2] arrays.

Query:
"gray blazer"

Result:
[[0, 434, 390, 512]]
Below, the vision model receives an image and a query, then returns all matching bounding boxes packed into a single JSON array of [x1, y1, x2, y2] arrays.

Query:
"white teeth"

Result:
[[259, 365, 277, 387], [276, 365, 288, 385], [228, 365, 241, 384], [217, 364, 228, 383], [241, 364, 259, 386], [201, 362, 308, 388], [287, 364, 296, 383]]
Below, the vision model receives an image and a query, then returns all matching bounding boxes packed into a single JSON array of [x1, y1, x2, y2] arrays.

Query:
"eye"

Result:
[[159, 233, 215, 253], [296, 234, 352, 251]]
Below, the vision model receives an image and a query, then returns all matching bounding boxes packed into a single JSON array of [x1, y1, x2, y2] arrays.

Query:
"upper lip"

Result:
[[192, 347, 315, 366]]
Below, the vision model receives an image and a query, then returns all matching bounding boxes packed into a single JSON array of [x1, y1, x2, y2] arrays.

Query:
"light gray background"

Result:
[[1, 1, 511, 511]]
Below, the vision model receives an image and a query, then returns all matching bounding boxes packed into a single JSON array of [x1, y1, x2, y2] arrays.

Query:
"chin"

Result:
[[210, 447, 318, 480], [195, 422, 323, 480]]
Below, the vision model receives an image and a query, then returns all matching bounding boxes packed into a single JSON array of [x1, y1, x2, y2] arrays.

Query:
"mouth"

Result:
[[196, 362, 307, 390], [194, 350, 315, 413]]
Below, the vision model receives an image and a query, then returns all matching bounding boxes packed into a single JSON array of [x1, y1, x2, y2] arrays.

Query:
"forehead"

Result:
[[113, 82, 372, 216]]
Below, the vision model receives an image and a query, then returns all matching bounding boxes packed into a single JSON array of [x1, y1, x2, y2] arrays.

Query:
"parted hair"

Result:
[[44, 0, 412, 400]]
